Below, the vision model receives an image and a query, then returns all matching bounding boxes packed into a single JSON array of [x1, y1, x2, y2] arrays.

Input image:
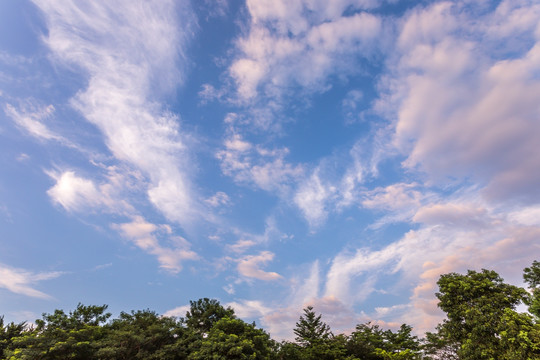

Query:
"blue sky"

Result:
[[1, 0, 540, 339]]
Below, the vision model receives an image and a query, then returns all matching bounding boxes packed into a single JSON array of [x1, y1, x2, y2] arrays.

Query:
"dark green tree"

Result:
[[185, 298, 236, 335], [0, 316, 27, 357], [188, 316, 276, 359], [293, 306, 331, 347], [5, 304, 111, 359], [292, 306, 346, 359], [347, 323, 420, 360], [96, 309, 186, 360]]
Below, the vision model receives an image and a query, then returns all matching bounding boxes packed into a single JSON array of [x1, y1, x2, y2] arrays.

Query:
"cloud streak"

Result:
[[0, 264, 62, 299], [32, 0, 200, 227]]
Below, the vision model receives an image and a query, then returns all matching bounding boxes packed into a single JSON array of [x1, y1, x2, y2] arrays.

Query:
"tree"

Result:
[[524, 260, 540, 319], [292, 306, 346, 359], [185, 298, 236, 335], [498, 308, 540, 359], [5, 303, 111, 359], [293, 306, 331, 347], [430, 269, 528, 360], [188, 316, 276, 360], [347, 323, 420, 360], [0, 316, 26, 358], [96, 309, 186, 360]]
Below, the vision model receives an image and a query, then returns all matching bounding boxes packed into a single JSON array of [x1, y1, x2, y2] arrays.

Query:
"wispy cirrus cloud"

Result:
[[0, 264, 63, 299], [32, 0, 200, 228], [4, 101, 63, 142]]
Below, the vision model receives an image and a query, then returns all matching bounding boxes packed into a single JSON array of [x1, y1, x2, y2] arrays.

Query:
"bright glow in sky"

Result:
[[1, 0, 540, 339]]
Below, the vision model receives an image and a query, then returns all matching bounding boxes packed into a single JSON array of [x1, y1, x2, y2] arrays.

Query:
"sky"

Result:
[[1, 0, 540, 340]]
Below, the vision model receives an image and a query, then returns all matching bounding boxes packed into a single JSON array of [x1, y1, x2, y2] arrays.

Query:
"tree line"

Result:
[[1, 261, 539, 359]]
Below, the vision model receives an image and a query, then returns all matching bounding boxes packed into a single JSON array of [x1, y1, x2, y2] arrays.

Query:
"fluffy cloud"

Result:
[[46, 168, 135, 215], [382, 0, 540, 203], [230, 0, 382, 104], [237, 251, 282, 281], [217, 118, 303, 194], [32, 0, 200, 227], [0, 264, 62, 299], [113, 216, 198, 273]]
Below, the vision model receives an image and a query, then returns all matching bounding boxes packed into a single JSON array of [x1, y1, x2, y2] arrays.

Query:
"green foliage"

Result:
[[433, 269, 529, 360], [5, 304, 111, 359], [2, 263, 539, 360], [524, 260, 540, 319], [292, 306, 347, 360], [185, 298, 236, 335], [498, 308, 540, 359], [189, 316, 276, 359], [96, 309, 185, 359], [348, 323, 421, 360], [0, 317, 26, 357], [293, 306, 331, 347]]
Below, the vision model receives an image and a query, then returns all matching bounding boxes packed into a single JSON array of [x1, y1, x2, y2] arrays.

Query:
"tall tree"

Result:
[[293, 306, 331, 347], [293, 306, 346, 359]]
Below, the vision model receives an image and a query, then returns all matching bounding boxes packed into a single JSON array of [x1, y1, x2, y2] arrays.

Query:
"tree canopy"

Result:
[[2, 261, 539, 359]]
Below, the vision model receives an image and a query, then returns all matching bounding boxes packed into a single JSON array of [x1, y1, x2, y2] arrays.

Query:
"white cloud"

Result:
[[205, 191, 231, 208], [227, 239, 257, 254], [381, 0, 540, 203], [230, 0, 382, 106], [4, 102, 63, 142], [217, 127, 303, 194], [294, 171, 334, 227], [113, 216, 198, 273], [362, 183, 423, 211], [163, 304, 190, 318], [32, 0, 200, 228], [46, 169, 134, 214], [0, 264, 62, 299], [225, 300, 272, 319], [413, 202, 489, 228], [46, 171, 104, 212], [237, 251, 282, 281]]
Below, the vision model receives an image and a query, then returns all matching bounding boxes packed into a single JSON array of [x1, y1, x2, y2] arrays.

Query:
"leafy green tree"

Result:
[[498, 308, 540, 359], [185, 298, 236, 335], [5, 304, 111, 359], [277, 341, 304, 360], [347, 323, 420, 360], [0, 316, 26, 357], [524, 260, 540, 319], [431, 269, 528, 360], [189, 316, 276, 359], [347, 322, 385, 360], [96, 309, 186, 360]]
